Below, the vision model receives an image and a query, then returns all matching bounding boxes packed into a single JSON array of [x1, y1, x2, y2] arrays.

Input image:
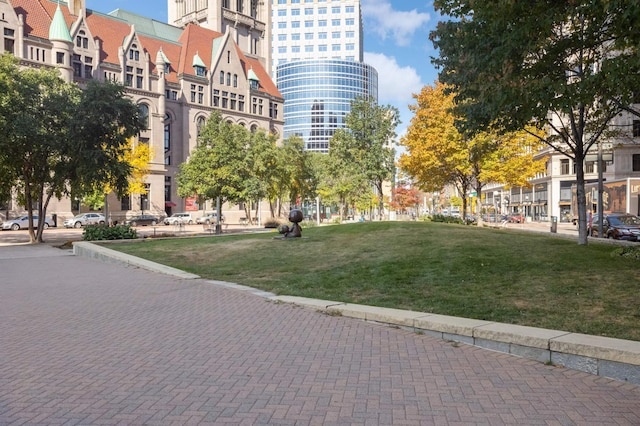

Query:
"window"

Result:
[[278, 22, 287, 29], [585, 161, 595, 174], [346, 31, 354, 38], [278, 9, 286, 16], [291, 8, 300, 15], [233, 74, 238, 87], [633, 154, 640, 172], [290, 46, 299, 53], [332, 44, 340, 51], [318, 44, 327, 52], [305, 33, 313, 40], [139, 104, 149, 129], [332, 31, 340, 38], [278, 46, 287, 54], [318, 7, 327, 14], [164, 114, 171, 152], [332, 19, 341, 26], [236, 0, 244, 13], [305, 8, 313, 15], [318, 32, 327, 39], [304, 20, 313, 27], [269, 102, 278, 119], [318, 20, 327, 26], [197, 116, 206, 136], [278, 0, 286, 3], [332, 6, 340, 13], [72, 54, 82, 77], [129, 44, 140, 61], [213, 89, 220, 107], [223, 0, 230, 7], [305, 45, 314, 52], [560, 159, 570, 175], [226, 72, 231, 86], [195, 65, 206, 77], [121, 195, 131, 211], [239, 95, 245, 112], [292, 33, 301, 40], [220, 71, 225, 84], [190, 84, 196, 102], [346, 5, 354, 12], [136, 68, 143, 89], [56, 52, 65, 64], [198, 86, 204, 104], [4, 28, 15, 54], [140, 184, 150, 211], [76, 30, 88, 49], [346, 18, 354, 25], [278, 34, 287, 41], [346, 43, 355, 51], [633, 120, 640, 137], [292, 21, 301, 28], [125, 66, 133, 86]]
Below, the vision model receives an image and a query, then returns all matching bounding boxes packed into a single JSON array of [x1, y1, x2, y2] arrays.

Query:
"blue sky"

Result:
[[85, 0, 441, 138]]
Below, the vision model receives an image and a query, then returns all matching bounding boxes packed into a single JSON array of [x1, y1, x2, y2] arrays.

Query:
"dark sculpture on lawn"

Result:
[[278, 209, 303, 238]]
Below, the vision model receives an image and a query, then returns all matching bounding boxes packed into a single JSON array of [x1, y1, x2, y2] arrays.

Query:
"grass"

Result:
[[108, 221, 640, 341]]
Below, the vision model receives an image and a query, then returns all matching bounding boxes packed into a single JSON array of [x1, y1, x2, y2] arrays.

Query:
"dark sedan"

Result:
[[124, 214, 160, 227], [589, 213, 640, 241]]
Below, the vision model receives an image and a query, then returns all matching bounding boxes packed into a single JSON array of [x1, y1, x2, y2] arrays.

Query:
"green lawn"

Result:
[[108, 222, 640, 341]]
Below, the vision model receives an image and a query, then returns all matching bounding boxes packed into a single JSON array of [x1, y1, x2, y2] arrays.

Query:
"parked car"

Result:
[[589, 213, 640, 241], [196, 212, 225, 225], [124, 214, 160, 227], [508, 214, 524, 224], [63, 213, 106, 228], [163, 212, 193, 225], [1, 215, 54, 231]]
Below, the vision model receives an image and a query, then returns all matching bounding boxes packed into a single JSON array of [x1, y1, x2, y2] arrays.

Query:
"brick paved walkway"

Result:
[[1, 245, 639, 425]]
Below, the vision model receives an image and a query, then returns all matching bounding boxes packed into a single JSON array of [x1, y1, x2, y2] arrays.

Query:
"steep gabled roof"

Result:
[[12, 0, 281, 98]]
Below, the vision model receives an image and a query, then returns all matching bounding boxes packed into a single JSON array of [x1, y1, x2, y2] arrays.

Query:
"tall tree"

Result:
[[337, 97, 399, 219], [0, 54, 143, 243], [431, 1, 640, 243], [399, 83, 545, 223], [177, 112, 248, 206]]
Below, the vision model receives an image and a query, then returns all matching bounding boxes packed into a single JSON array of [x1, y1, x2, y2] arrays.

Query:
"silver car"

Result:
[[63, 213, 106, 228], [1, 215, 54, 231]]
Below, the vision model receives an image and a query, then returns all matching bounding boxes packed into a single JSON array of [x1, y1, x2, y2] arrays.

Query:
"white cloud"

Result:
[[362, 0, 431, 46], [365, 52, 422, 107], [364, 52, 423, 140]]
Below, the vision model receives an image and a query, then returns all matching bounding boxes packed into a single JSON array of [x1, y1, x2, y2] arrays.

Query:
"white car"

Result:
[[196, 212, 225, 224], [63, 213, 106, 228], [163, 212, 193, 225], [1, 215, 54, 231]]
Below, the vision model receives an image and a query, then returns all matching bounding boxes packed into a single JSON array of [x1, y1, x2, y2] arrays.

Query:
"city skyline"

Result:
[[86, 0, 439, 139]]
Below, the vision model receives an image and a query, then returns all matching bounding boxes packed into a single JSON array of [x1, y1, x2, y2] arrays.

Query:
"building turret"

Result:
[[49, 5, 73, 82]]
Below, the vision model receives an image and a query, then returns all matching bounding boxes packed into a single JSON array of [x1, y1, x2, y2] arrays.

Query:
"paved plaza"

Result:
[[1, 244, 639, 425]]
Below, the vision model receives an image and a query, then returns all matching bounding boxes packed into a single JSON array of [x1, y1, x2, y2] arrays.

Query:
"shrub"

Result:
[[83, 224, 137, 241], [612, 246, 640, 260], [431, 214, 464, 224], [263, 218, 283, 229]]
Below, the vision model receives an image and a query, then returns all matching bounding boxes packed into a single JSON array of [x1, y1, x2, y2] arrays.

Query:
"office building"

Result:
[[271, 0, 378, 152]]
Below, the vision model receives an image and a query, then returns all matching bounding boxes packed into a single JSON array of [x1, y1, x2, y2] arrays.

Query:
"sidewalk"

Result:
[[1, 243, 639, 424]]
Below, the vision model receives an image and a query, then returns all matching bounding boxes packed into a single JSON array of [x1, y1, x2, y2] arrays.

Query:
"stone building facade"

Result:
[[0, 0, 284, 223]]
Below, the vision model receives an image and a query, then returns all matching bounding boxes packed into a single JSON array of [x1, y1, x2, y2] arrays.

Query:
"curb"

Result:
[[73, 241, 640, 385]]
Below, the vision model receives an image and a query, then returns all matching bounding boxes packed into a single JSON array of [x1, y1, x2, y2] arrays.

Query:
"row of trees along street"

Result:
[[0, 54, 146, 243], [176, 97, 398, 224], [408, 0, 640, 245]]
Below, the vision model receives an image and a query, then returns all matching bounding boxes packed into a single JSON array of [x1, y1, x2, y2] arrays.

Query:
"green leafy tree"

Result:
[[431, 1, 640, 243], [0, 54, 143, 243], [177, 112, 248, 208], [333, 97, 399, 219]]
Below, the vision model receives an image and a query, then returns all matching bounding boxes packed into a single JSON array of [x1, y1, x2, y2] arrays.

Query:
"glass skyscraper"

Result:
[[272, 0, 378, 152]]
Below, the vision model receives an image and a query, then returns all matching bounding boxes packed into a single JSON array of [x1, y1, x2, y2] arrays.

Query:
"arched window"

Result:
[[219, 71, 225, 84], [139, 104, 149, 130], [129, 44, 140, 61], [196, 116, 206, 136]]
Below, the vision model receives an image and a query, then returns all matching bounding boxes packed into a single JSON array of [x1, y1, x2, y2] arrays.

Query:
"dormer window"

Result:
[[129, 44, 140, 61], [193, 52, 207, 77], [76, 30, 88, 49]]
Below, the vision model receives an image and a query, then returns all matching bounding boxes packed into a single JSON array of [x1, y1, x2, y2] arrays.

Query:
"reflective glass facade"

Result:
[[276, 59, 378, 152]]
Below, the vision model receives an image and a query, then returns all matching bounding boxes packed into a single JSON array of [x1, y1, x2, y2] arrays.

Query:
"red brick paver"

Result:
[[1, 246, 639, 425]]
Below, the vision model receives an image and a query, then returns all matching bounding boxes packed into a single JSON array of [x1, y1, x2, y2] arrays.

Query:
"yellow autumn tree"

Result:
[[83, 137, 152, 213], [399, 82, 546, 224]]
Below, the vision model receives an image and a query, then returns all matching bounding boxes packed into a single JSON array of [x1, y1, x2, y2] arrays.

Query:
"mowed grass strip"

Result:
[[109, 221, 640, 341]]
